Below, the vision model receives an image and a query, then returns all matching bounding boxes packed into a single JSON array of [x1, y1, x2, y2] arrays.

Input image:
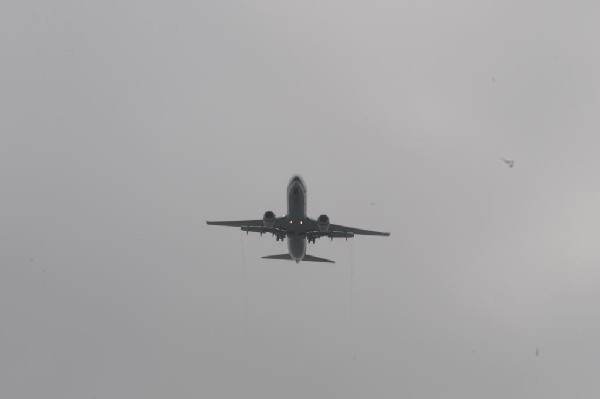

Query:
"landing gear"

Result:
[[307, 235, 319, 244]]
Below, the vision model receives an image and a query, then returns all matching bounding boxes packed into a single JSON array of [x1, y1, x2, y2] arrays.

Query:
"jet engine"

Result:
[[263, 211, 276, 229], [317, 214, 330, 232]]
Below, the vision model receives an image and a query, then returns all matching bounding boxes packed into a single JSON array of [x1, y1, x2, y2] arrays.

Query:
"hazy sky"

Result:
[[2, 1, 600, 398]]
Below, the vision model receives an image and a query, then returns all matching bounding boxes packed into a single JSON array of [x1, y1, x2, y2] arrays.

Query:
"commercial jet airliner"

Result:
[[206, 175, 390, 263]]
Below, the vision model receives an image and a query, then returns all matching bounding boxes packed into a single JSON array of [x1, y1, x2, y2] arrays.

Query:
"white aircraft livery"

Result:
[[206, 175, 390, 263]]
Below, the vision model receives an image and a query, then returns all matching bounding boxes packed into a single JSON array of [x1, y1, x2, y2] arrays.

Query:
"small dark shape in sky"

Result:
[[501, 157, 515, 168]]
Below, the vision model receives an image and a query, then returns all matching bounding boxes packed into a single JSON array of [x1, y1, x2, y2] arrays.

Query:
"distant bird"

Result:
[[501, 157, 515, 168]]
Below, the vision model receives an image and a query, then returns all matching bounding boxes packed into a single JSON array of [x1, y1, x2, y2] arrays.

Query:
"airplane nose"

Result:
[[288, 175, 305, 191]]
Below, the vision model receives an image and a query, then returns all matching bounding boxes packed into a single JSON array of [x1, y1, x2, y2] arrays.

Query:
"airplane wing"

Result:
[[206, 220, 264, 227], [207, 218, 389, 236], [206, 218, 287, 233], [328, 223, 390, 236]]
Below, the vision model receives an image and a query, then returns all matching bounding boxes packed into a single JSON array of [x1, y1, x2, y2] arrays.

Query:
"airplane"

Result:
[[501, 157, 515, 168], [206, 175, 390, 263]]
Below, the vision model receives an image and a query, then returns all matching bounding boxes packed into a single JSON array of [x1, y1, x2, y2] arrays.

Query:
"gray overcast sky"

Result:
[[2, 1, 600, 398]]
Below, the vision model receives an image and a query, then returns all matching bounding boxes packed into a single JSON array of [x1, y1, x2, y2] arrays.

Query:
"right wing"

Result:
[[328, 223, 390, 236]]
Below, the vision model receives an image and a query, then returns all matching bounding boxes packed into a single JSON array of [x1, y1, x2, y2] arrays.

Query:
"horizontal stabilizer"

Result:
[[261, 254, 292, 261], [261, 254, 335, 263], [303, 254, 335, 263]]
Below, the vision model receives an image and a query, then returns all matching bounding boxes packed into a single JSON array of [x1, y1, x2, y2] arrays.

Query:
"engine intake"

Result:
[[263, 211, 276, 229], [317, 214, 330, 232]]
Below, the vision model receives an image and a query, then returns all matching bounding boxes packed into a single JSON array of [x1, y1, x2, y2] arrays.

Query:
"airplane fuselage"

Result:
[[286, 175, 307, 263]]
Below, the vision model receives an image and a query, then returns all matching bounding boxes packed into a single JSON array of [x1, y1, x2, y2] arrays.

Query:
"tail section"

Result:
[[261, 254, 335, 263], [303, 254, 335, 263], [261, 254, 292, 261]]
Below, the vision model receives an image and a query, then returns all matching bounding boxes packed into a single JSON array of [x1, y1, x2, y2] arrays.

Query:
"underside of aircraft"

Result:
[[207, 175, 390, 263]]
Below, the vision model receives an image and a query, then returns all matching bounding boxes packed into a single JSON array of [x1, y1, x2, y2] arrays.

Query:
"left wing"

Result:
[[328, 223, 390, 236], [206, 218, 287, 235], [206, 220, 264, 227]]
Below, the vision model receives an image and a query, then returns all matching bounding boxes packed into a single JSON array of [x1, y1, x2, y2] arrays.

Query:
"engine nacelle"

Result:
[[263, 211, 276, 229], [317, 214, 330, 232]]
